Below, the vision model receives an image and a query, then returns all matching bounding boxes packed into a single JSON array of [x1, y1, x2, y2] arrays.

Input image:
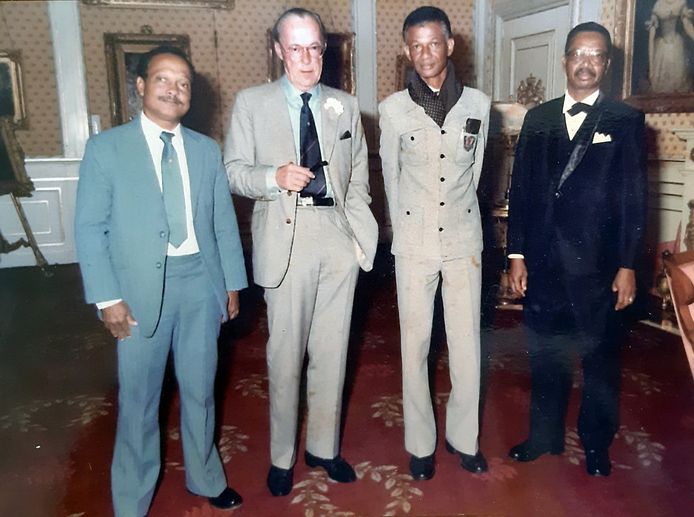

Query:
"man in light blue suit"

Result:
[[75, 46, 247, 516]]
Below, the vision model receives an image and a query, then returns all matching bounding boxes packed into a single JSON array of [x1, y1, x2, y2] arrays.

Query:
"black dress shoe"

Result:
[[208, 487, 243, 510], [585, 449, 611, 477], [508, 440, 565, 462], [445, 440, 488, 473], [409, 454, 435, 480], [305, 451, 356, 482], [267, 465, 294, 496]]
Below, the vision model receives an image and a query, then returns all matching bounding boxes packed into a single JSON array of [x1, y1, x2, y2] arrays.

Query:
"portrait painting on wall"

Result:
[[104, 33, 191, 127], [618, 0, 694, 112], [267, 30, 355, 95], [0, 51, 27, 128]]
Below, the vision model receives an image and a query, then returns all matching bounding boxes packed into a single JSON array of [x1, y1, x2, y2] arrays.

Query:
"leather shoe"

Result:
[[409, 454, 435, 480], [445, 440, 488, 473], [305, 451, 356, 482], [585, 449, 611, 477], [267, 465, 294, 496], [508, 440, 564, 462], [208, 487, 243, 510]]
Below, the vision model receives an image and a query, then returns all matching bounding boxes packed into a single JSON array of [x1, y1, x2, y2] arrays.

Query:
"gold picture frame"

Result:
[[0, 117, 32, 197], [83, 0, 233, 8], [0, 50, 28, 128], [104, 32, 191, 127], [267, 30, 355, 95], [615, 0, 694, 113]]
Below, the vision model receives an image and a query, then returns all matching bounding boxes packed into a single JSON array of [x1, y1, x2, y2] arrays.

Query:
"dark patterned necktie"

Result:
[[159, 131, 187, 247], [567, 102, 593, 116], [299, 92, 327, 198]]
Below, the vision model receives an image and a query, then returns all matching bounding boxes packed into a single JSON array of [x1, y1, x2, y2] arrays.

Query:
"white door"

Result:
[[495, 4, 571, 102]]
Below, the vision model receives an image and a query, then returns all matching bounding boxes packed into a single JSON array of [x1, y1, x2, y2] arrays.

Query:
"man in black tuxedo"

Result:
[[506, 22, 647, 477]]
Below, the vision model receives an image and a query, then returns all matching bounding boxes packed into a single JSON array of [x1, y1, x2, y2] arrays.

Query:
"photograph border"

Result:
[[615, 0, 694, 113], [83, 0, 233, 9], [104, 32, 191, 127], [0, 50, 28, 128]]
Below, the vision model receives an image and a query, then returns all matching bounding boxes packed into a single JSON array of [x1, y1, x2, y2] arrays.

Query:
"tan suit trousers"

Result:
[[395, 254, 482, 457], [265, 206, 359, 469]]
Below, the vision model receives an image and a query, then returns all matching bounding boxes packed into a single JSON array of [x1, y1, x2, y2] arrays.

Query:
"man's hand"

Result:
[[509, 258, 528, 297], [227, 291, 240, 320], [102, 301, 138, 340], [612, 267, 636, 310], [276, 162, 314, 192]]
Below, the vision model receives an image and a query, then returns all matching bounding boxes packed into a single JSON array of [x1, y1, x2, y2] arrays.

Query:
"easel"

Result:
[[0, 116, 51, 275]]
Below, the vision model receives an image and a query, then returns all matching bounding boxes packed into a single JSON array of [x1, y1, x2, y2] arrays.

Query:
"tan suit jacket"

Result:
[[224, 80, 377, 288], [379, 87, 490, 259]]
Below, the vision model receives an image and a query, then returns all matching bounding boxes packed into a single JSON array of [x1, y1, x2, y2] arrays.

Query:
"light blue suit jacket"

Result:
[[75, 117, 247, 337]]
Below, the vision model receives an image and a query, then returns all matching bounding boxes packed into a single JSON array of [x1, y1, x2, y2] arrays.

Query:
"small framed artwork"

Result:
[[267, 30, 355, 95], [0, 117, 32, 197], [0, 50, 28, 128], [615, 0, 694, 112], [395, 54, 415, 91], [104, 32, 191, 127]]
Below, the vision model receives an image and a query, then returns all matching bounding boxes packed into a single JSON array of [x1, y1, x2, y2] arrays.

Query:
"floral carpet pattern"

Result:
[[0, 262, 692, 516]]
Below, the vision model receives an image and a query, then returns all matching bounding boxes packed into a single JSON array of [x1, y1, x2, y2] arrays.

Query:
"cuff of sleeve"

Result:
[[96, 299, 122, 310], [508, 253, 525, 259], [265, 166, 282, 197]]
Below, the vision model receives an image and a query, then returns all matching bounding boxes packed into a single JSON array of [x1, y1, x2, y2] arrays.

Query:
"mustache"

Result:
[[157, 95, 184, 105], [573, 67, 596, 78]]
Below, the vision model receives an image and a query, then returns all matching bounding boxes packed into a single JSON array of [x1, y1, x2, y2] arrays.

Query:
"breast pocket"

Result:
[[400, 129, 429, 166], [456, 131, 478, 164]]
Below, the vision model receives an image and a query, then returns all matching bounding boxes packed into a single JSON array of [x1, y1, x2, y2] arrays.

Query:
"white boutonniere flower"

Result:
[[324, 97, 344, 116]]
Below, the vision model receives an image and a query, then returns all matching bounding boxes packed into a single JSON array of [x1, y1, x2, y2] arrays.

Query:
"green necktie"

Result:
[[159, 131, 187, 247]]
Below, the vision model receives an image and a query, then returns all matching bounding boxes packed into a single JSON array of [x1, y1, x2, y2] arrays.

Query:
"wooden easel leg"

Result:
[[9, 193, 51, 275]]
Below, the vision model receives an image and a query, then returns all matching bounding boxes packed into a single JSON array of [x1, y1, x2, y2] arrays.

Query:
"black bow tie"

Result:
[[567, 102, 593, 116]]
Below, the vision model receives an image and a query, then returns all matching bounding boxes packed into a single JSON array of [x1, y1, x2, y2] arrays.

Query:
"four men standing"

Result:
[[74, 6, 647, 514]]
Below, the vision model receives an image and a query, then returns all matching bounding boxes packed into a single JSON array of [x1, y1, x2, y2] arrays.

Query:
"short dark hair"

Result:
[[136, 45, 195, 81], [402, 6, 452, 41], [272, 7, 327, 45], [565, 22, 612, 56]]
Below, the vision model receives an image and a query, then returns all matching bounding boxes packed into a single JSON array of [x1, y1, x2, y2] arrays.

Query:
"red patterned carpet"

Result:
[[0, 257, 692, 517]]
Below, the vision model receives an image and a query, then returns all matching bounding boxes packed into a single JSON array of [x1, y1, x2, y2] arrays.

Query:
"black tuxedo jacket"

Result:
[[507, 95, 647, 332]]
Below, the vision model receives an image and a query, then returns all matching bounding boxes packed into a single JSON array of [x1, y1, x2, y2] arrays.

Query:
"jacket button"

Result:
[[441, 129, 446, 135], [410, 136, 415, 141], [439, 227, 444, 232], [440, 154, 445, 159], [440, 201, 445, 206], [440, 177, 445, 182], [159, 231, 166, 238], [555, 192, 561, 198], [467, 208, 471, 213], [406, 210, 410, 215], [286, 218, 292, 224], [156, 262, 162, 269]]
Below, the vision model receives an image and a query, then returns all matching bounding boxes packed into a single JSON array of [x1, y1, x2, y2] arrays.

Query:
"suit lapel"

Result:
[[557, 94, 605, 190], [181, 127, 202, 218], [320, 92, 340, 163], [127, 117, 164, 206]]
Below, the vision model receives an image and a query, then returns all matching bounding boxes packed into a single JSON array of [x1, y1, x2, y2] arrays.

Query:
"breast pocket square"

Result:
[[339, 130, 352, 140], [592, 132, 612, 144]]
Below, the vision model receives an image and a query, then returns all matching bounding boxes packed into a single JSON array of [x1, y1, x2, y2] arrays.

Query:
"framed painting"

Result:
[[0, 51, 27, 128], [616, 0, 694, 112], [104, 32, 190, 126], [267, 30, 355, 95], [0, 117, 32, 197]]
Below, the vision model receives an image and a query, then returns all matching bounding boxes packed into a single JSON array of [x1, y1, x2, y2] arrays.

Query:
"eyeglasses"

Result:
[[565, 48, 608, 64], [280, 43, 325, 60]]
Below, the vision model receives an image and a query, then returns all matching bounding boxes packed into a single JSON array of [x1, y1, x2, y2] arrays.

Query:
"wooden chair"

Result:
[[663, 250, 694, 380]]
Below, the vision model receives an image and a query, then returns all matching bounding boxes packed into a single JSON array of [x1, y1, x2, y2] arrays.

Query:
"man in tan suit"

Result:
[[224, 7, 378, 497], [379, 6, 490, 481]]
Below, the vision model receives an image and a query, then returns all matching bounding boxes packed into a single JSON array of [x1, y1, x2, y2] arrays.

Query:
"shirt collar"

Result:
[[281, 75, 321, 108], [140, 111, 182, 140], [563, 90, 600, 114]]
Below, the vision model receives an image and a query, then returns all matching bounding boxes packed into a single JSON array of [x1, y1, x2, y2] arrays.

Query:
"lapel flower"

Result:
[[324, 97, 344, 116]]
